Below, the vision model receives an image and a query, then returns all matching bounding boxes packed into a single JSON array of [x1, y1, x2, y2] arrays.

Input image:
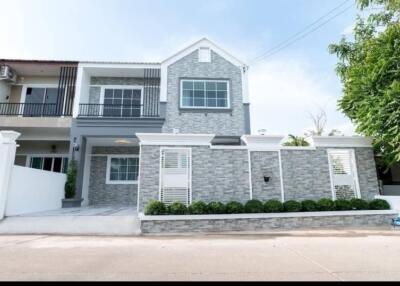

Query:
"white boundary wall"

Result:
[[6, 166, 66, 216]]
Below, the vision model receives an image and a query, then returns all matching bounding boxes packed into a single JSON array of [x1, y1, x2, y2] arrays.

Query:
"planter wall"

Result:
[[140, 210, 397, 234]]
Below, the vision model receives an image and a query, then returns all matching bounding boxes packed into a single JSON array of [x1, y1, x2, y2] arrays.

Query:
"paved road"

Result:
[[0, 230, 400, 281]]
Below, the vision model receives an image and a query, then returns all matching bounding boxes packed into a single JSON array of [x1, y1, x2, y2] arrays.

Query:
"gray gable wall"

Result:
[[163, 50, 246, 136]]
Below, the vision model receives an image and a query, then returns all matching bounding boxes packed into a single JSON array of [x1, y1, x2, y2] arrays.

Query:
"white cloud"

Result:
[[248, 57, 354, 136], [342, 22, 355, 36]]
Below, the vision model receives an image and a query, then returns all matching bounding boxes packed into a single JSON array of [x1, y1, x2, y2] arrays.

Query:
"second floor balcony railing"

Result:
[[78, 104, 160, 118], [0, 103, 72, 117]]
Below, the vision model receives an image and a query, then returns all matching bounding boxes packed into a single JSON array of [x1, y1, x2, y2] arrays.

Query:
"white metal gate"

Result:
[[159, 148, 191, 206], [327, 149, 360, 200]]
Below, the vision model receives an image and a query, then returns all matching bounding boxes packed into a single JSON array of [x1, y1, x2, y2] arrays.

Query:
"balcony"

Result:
[[78, 104, 159, 118], [0, 103, 72, 117]]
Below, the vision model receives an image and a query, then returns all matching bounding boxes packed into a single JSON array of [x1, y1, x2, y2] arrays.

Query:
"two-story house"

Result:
[[0, 38, 380, 214]]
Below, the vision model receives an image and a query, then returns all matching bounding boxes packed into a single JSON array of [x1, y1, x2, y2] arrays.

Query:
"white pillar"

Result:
[[0, 131, 20, 220]]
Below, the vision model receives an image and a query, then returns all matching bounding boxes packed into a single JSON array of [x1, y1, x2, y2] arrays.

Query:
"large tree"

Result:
[[329, 0, 400, 167]]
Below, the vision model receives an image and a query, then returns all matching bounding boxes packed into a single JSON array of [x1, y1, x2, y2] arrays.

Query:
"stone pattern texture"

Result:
[[138, 145, 161, 212], [250, 151, 282, 201], [89, 87, 101, 104], [355, 147, 380, 200], [88, 146, 139, 207], [91, 77, 144, 86], [163, 50, 245, 136], [281, 148, 333, 201], [192, 147, 251, 203], [141, 212, 396, 233]]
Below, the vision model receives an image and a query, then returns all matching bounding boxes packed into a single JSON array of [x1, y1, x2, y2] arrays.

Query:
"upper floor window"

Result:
[[102, 87, 142, 117], [180, 80, 229, 109]]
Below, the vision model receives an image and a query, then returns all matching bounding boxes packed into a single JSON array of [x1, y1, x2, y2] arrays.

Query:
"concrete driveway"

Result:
[[1, 230, 400, 281]]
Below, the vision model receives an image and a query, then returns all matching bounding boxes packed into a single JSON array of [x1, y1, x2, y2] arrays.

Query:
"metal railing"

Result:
[[0, 103, 71, 117], [78, 104, 159, 118]]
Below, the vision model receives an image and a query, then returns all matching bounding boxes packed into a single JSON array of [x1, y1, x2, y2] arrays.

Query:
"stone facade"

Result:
[[355, 147, 380, 200], [88, 146, 139, 207], [140, 211, 397, 233], [138, 145, 380, 212], [250, 151, 282, 201], [192, 147, 251, 203], [281, 148, 333, 201], [163, 50, 246, 136]]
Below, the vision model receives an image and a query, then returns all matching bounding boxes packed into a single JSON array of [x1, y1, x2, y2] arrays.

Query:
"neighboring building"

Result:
[[0, 38, 380, 213]]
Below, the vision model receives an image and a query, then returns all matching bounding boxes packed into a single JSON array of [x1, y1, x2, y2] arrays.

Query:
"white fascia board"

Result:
[[241, 135, 285, 149], [136, 133, 215, 146], [79, 62, 161, 69], [311, 136, 373, 148]]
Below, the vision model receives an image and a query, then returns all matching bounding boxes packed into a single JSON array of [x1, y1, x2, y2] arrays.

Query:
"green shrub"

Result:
[[188, 201, 209, 215], [64, 160, 77, 199], [317, 198, 336, 211], [301, 200, 318, 212], [264, 200, 284, 213], [283, 200, 302, 212], [369, 199, 390, 210], [167, 202, 187, 215], [244, 200, 264, 213], [208, 202, 226, 214], [145, 201, 167, 215], [334, 199, 352, 211], [350, 198, 369, 210], [225, 201, 244, 214]]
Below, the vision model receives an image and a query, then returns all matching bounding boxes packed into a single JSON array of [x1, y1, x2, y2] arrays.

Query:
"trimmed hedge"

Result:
[[244, 200, 264, 213], [145, 198, 391, 215], [145, 200, 167, 215], [369, 199, 390, 210], [208, 202, 226, 214], [283, 200, 302, 212], [167, 202, 187, 215], [188, 201, 208, 215], [264, 200, 284, 213], [226, 201, 244, 214]]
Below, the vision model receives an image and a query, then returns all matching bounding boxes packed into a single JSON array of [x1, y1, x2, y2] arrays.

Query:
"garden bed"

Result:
[[139, 210, 398, 234]]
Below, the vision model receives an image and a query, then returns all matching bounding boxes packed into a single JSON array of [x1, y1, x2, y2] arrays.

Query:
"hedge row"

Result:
[[144, 198, 390, 216]]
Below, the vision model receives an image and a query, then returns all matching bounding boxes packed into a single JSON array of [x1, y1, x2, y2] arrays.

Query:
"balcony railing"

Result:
[[0, 103, 72, 117], [78, 104, 159, 118]]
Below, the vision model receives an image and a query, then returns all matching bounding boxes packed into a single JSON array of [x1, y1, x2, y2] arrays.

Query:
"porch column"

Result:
[[0, 131, 20, 219]]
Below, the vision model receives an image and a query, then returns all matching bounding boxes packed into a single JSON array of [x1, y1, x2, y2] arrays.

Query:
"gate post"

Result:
[[0, 131, 20, 220]]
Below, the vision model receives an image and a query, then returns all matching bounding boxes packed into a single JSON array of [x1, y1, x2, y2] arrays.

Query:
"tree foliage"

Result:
[[329, 0, 400, 167], [283, 134, 310, 146]]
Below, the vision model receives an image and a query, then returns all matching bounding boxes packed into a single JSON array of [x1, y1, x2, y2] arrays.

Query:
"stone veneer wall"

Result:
[[140, 211, 397, 233], [163, 50, 246, 136], [88, 146, 139, 207], [250, 151, 282, 201], [138, 146, 380, 212]]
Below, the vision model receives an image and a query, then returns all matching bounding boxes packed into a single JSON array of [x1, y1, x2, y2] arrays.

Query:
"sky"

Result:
[[0, 0, 365, 136]]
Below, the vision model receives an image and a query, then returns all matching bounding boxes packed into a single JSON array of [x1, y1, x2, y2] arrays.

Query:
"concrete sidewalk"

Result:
[[0, 230, 400, 281]]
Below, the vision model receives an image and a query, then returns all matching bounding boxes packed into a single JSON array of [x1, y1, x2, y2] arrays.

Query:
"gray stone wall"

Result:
[[281, 148, 333, 201], [138, 145, 161, 212], [250, 151, 282, 201], [163, 50, 246, 136], [192, 147, 251, 203], [88, 146, 139, 207], [355, 147, 380, 200], [140, 211, 397, 233]]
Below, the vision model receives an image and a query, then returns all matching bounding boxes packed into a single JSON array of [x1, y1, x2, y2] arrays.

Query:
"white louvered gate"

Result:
[[160, 148, 191, 206], [327, 149, 360, 200]]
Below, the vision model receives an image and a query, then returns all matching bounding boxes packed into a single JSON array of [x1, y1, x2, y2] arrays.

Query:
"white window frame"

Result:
[[99, 85, 144, 117], [159, 147, 192, 205], [106, 155, 139, 185], [25, 154, 69, 173], [327, 149, 361, 200], [180, 79, 230, 109]]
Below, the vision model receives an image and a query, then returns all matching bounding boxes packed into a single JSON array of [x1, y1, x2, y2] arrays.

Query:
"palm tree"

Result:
[[283, 134, 310, 147]]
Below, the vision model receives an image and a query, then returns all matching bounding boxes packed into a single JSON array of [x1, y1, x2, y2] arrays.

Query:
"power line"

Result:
[[249, 0, 355, 65]]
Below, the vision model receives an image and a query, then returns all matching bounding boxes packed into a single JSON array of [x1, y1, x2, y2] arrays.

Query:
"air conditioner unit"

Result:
[[0, 65, 17, 82]]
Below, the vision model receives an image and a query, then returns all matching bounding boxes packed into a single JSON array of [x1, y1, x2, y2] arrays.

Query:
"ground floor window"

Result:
[[28, 156, 69, 173], [106, 155, 139, 184]]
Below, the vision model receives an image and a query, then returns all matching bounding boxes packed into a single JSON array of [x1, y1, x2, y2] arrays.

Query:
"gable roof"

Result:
[[162, 37, 247, 67]]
